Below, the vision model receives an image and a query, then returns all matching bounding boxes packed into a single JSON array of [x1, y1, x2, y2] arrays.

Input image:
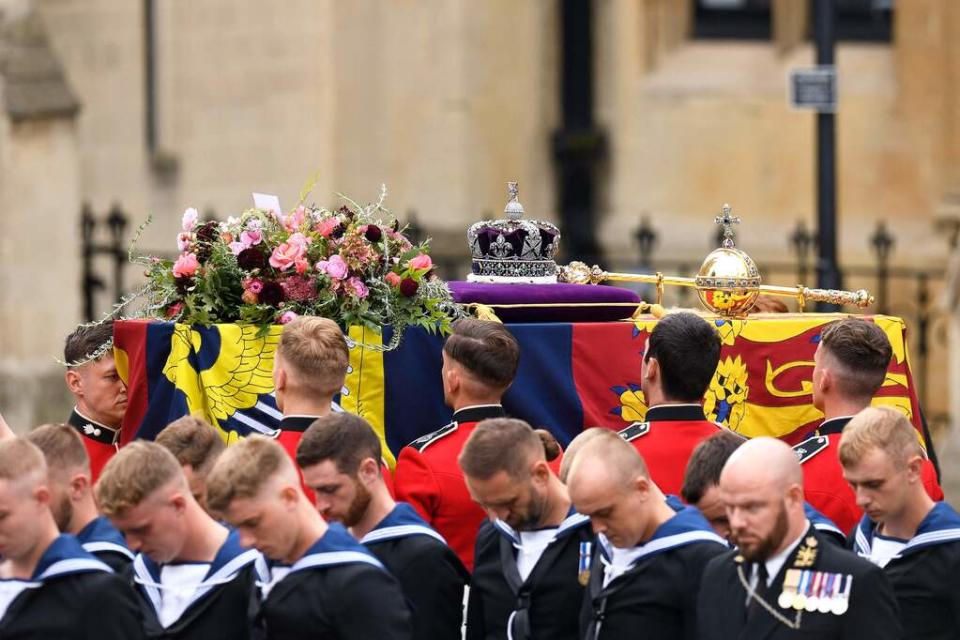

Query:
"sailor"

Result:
[[63, 321, 127, 481], [0, 438, 141, 639], [460, 418, 591, 640], [26, 423, 133, 572], [682, 431, 845, 545], [155, 415, 226, 514], [617, 312, 724, 496], [395, 318, 520, 570], [206, 435, 411, 639], [796, 318, 941, 534], [96, 441, 265, 639], [841, 406, 960, 639], [296, 412, 467, 640], [697, 437, 902, 640], [568, 429, 726, 640]]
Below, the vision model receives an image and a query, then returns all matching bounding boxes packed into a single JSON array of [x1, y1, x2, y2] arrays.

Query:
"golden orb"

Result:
[[695, 204, 762, 317]]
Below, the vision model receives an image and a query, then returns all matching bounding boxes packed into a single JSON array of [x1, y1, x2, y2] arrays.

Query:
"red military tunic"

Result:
[[393, 404, 506, 572], [617, 404, 723, 498], [797, 416, 944, 535], [68, 408, 120, 483], [275, 415, 396, 504]]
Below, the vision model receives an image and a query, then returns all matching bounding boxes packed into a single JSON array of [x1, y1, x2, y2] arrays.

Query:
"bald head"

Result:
[[721, 437, 802, 492], [558, 428, 605, 484], [567, 430, 648, 495]]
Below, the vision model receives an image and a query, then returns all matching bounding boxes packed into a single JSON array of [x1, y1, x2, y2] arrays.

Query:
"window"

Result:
[[693, 0, 773, 41]]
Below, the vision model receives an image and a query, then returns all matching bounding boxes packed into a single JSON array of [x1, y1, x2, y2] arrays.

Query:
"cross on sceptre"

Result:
[[714, 203, 741, 248]]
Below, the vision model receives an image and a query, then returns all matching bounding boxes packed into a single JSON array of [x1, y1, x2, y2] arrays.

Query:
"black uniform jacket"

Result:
[[851, 501, 960, 639], [698, 523, 903, 640], [581, 504, 727, 640], [468, 509, 592, 640], [361, 502, 468, 640], [0, 534, 142, 639], [128, 528, 266, 639], [256, 523, 411, 640], [76, 515, 135, 573]]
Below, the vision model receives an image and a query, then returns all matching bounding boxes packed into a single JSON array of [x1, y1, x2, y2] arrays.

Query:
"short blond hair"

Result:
[[95, 441, 184, 517], [277, 317, 349, 396], [559, 428, 605, 483], [839, 406, 923, 470], [156, 416, 225, 475], [206, 435, 291, 514], [26, 424, 90, 476], [568, 429, 649, 489], [0, 438, 47, 484]]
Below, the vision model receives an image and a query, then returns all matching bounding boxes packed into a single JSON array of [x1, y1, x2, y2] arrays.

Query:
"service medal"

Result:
[[792, 570, 809, 610], [831, 575, 852, 616], [817, 573, 836, 614], [578, 541, 592, 586], [778, 569, 800, 609], [804, 572, 822, 612]]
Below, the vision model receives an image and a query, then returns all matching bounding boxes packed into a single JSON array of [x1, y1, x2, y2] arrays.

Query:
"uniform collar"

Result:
[[361, 502, 447, 546], [493, 507, 591, 547], [30, 534, 112, 581], [133, 529, 262, 620], [644, 403, 707, 423], [278, 415, 319, 432], [452, 404, 505, 424], [803, 502, 845, 541], [855, 501, 960, 559], [815, 415, 854, 437], [68, 408, 121, 445], [76, 516, 134, 560], [289, 523, 385, 574], [598, 505, 725, 566]]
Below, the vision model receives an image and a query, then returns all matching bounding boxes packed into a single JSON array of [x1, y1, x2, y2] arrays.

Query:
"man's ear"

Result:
[[644, 357, 659, 382], [170, 492, 188, 514], [905, 455, 924, 483], [357, 458, 380, 485], [279, 484, 300, 509], [785, 483, 804, 508], [65, 369, 83, 396], [530, 460, 551, 485], [633, 475, 651, 499], [445, 365, 460, 394], [274, 368, 287, 393], [69, 472, 90, 500], [817, 368, 831, 395]]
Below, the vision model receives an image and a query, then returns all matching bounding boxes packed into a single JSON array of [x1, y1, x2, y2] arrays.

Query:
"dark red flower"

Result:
[[399, 277, 419, 297], [331, 223, 346, 240], [195, 221, 219, 243], [237, 248, 266, 271], [337, 205, 354, 219], [364, 225, 382, 243], [259, 281, 285, 307], [174, 277, 193, 295]]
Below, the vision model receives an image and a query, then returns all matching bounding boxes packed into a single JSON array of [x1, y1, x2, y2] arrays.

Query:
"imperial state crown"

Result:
[[467, 182, 561, 283]]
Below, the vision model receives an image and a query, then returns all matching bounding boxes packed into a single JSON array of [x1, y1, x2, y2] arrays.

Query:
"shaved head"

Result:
[[567, 430, 666, 549], [719, 437, 807, 563], [721, 437, 802, 492], [558, 428, 605, 484]]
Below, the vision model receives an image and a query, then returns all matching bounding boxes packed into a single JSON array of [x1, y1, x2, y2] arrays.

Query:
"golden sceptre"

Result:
[[558, 205, 874, 317]]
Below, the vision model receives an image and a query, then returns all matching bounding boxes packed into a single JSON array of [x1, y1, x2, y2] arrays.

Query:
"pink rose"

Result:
[[279, 310, 299, 324], [172, 253, 199, 278], [287, 232, 311, 249], [229, 241, 246, 255], [385, 272, 402, 287], [241, 229, 263, 246], [283, 206, 307, 232], [347, 277, 369, 299], [408, 254, 433, 271], [177, 232, 193, 252], [316, 254, 348, 280], [294, 259, 309, 275], [181, 208, 198, 231], [270, 238, 308, 271], [315, 217, 340, 238]]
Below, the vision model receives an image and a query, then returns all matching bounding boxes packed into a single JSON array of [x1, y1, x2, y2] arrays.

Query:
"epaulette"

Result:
[[793, 436, 830, 464], [618, 422, 650, 442], [407, 422, 458, 452]]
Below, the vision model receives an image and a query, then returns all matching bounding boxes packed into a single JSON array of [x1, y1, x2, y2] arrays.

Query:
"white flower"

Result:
[[181, 207, 199, 231]]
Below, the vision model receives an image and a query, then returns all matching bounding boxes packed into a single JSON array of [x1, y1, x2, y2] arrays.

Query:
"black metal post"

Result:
[[107, 204, 128, 305], [814, 0, 841, 310], [790, 220, 814, 285], [80, 204, 105, 322], [634, 217, 657, 268], [144, 0, 156, 153], [553, 0, 605, 266], [870, 221, 894, 314], [916, 272, 930, 411]]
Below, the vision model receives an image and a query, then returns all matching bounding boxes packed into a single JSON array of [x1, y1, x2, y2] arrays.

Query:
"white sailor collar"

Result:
[[286, 523, 385, 575], [598, 505, 726, 566], [133, 528, 262, 620], [855, 501, 960, 560], [26, 535, 113, 582], [492, 508, 591, 548], [76, 516, 135, 561], [360, 502, 447, 546]]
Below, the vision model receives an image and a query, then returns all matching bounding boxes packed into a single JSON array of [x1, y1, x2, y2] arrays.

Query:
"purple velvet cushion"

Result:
[[448, 281, 641, 323]]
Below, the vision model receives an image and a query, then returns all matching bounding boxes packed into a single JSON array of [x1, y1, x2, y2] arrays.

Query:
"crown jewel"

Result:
[[467, 182, 561, 283]]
